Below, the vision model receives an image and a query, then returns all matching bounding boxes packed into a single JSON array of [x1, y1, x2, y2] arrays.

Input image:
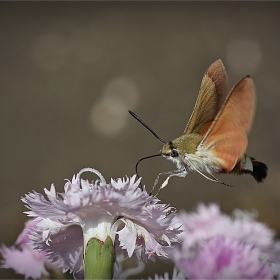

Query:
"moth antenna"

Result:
[[184, 154, 233, 187], [135, 154, 162, 191], [128, 110, 166, 144]]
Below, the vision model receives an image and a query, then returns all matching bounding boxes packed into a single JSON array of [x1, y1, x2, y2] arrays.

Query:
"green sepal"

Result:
[[84, 236, 115, 280]]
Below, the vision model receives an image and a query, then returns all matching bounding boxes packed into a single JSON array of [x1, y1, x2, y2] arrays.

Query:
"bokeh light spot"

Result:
[[89, 77, 139, 137], [226, 38, 262, 75]]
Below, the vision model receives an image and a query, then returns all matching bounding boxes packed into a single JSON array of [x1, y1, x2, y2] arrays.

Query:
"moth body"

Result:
[[161, 134, 222, 180], [161, 133, 267, 183], [130, 59, 268, 186]]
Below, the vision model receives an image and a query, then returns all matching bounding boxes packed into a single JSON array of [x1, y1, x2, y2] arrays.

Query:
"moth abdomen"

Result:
[[239, 157, 268, 183], [224, 156, 268, 183]]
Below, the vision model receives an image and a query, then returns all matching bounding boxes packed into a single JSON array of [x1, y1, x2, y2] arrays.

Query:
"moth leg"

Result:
[[150, 168, 187, 196]]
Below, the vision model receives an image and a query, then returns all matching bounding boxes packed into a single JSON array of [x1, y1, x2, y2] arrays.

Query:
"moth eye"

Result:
[[170, 150, 179, 157]]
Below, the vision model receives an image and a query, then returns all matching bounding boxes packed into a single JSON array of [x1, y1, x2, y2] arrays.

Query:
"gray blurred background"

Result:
[[1, 2, 280, 279]]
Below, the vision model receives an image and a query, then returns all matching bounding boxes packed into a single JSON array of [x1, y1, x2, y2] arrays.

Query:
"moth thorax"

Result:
[[172, 134, 203, 155]]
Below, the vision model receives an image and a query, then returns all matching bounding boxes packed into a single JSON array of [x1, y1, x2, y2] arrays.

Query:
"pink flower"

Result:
[[171, 204, 280, 279], [178, 203, 274, 254], [176, 236, 277, 279], [22, 168, 181, 277], [0, 219, 51, 279]]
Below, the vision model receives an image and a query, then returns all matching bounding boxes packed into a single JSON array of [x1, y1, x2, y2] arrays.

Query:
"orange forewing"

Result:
[[183, 59, 228, 135], [200, 76, 256, 171]]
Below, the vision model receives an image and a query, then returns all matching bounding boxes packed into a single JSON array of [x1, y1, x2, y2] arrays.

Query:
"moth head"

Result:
[[160, 142, 179, 158]]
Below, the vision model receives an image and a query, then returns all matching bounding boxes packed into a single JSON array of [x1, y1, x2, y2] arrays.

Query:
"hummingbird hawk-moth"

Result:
[[129, 59, 267, 188]]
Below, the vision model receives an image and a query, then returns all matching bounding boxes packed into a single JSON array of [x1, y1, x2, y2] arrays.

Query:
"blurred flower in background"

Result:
[[169, 203, 280, 279], [0, 219, 63, 279]]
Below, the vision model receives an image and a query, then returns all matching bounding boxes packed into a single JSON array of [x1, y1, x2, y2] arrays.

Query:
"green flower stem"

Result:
[[84, 236, 115, 280]]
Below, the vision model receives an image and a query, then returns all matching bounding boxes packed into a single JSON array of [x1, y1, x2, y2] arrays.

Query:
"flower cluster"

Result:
[[2, 166, 280, 280], [170, 203, 280, 279]]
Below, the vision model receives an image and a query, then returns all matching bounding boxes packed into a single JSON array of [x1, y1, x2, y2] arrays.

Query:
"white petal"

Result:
[[117, 219, 137, 257]]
